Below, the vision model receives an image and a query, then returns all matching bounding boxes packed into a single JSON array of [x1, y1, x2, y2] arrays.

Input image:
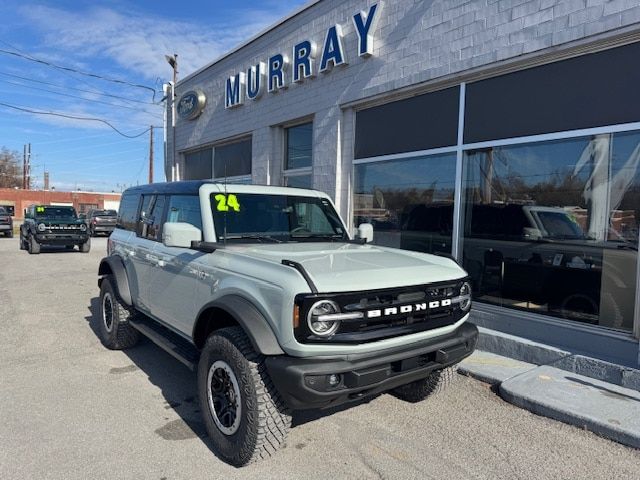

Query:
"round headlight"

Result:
[[80, 223, 87, 231], [37, 223, 46, 232], [459, 282, 472, 312], [307, 300, 340, 337]]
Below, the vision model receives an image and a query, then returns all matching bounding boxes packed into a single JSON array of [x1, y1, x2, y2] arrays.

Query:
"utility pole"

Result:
[[148, 125, 154, 184], [26, 143, 31, 190], [22, 145, 26, 189]]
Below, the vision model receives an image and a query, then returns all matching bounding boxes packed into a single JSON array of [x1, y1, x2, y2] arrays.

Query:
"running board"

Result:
[[129, 316, 200, 371]]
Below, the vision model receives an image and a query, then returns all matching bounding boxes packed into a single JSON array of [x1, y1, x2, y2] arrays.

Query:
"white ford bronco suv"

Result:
[[97, 181, 477, 466]]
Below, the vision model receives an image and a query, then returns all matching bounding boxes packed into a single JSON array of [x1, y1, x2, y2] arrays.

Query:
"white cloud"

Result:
[[19, 3, 298, 82]]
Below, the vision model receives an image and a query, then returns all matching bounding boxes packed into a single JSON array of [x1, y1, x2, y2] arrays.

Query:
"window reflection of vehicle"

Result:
[[399, 203, 453, 255], [400, 202, 637, 330]]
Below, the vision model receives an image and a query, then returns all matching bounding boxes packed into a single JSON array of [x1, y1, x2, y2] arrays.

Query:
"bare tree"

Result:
[[0, 147, 22, 188]]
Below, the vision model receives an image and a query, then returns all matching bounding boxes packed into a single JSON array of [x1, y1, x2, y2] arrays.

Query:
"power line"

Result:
[[0, 46, 159, 101], [0, 78, 163, 117], [0, 70, 159, 106], [0, 101, 155, 138]]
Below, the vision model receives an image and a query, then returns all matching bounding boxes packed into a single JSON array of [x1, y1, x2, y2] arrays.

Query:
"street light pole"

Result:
[[165, 54, 178, 181]]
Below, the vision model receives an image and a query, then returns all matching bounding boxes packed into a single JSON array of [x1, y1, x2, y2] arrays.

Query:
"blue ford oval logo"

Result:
[[177, 90, 206, 120]]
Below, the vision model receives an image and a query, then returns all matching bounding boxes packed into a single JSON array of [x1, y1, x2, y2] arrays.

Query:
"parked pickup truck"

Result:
[[0, 206, 12, 238], [97, 181, 477, 466]]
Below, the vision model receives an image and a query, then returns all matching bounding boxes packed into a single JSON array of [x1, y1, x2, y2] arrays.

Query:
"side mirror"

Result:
[[357, 223, 374, 243], [163, 222, 202, 248], [523, 227, 542, 240]]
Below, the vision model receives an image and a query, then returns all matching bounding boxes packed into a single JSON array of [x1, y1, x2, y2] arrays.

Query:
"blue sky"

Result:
[[0, 0, 307, 192]]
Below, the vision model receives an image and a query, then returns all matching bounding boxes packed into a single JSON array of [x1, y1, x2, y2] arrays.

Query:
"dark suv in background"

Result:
[[0, 206, 13, 238], [20, 205, 90, 254], [85, 209, 117, 237]]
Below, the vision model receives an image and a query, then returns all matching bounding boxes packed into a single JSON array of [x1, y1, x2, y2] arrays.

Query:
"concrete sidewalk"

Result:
[[460, 332, 640, 449]]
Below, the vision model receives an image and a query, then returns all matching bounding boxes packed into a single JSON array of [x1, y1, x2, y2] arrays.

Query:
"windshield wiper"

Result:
[[222, 234, 283, 243]]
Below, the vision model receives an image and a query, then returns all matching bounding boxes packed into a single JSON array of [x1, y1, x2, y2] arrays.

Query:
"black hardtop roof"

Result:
[[122, 180, 209, 196]]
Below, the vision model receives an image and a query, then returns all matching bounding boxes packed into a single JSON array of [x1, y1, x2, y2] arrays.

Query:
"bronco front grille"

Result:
[[294, 278, 470, 344]]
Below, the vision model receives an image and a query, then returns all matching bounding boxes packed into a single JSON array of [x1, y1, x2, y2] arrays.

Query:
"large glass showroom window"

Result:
[[462, 131, 640, 331], [284, 122, 312, 188], [353, 152, 457, 254]]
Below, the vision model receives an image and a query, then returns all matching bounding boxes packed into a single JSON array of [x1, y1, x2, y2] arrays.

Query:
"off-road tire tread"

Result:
[[393, 365, 457, 403], [99, 276, 139, 350], [80, 239, 91, 253], [28, 234, 40, 254], [199, 327, 291, 466]]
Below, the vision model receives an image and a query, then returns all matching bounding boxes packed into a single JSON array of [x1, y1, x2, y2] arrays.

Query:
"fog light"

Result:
[[327, 374, 341, 387]]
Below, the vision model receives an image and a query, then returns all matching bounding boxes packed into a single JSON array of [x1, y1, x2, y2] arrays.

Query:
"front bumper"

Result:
[[35, 233, 89, 245], [0, 224, 11, 231], [266, 322, 478, 410]]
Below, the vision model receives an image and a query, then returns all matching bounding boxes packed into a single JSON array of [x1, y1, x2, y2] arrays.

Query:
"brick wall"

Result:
[[169, 0, 640, 219], [0, 189, 121, 221]]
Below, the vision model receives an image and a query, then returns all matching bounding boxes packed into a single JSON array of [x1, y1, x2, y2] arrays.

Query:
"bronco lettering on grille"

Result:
[[366, 299, 453, 319]]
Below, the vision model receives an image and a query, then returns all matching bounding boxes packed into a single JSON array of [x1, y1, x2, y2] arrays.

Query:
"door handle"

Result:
[[146, 254, 166, 268]]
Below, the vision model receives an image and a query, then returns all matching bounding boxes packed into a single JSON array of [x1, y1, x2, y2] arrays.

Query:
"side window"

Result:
[[145, 195, 166, 241], [137, 195, 166, 241], [117, 193, 141, 231], [137, 195, 154, 237], [166, 195, 203, 232]]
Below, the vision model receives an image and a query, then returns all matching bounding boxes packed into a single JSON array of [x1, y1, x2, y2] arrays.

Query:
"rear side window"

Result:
[[166, 195, 203, 232], [117, 193, 141, 231], [138, 195, 166, 241]]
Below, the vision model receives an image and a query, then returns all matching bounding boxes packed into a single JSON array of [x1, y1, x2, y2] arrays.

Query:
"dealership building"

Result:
[[166, 0, 640, 368]]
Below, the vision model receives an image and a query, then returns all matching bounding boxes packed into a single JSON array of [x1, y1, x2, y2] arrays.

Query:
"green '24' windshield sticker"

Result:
[[214, 194, 240, 212]]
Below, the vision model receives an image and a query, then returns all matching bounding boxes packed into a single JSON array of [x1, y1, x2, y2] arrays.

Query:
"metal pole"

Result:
[[149, 125, 154, 184], [172, 54, 178, 181], [22, 145, 26, 189]]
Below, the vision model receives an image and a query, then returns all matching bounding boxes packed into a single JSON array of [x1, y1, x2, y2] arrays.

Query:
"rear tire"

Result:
[[6, 230, 13, 238], [98, 276, 139, 350], [198, 327, 291, 466], [393, 366, 457, 403], [28, 234, 40, 254]]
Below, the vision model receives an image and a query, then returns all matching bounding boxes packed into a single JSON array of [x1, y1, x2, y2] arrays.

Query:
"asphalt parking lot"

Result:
[[1, 237, 639, 480]]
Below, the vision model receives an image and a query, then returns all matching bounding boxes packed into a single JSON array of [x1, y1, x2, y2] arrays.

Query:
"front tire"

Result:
[[393, 366, 457, 403], [28, 234, 40, 254], [98, 276, 139, 350], [19, 233, 25, 250], [80, 238, 91, 253], [198, 327, 291, 466]]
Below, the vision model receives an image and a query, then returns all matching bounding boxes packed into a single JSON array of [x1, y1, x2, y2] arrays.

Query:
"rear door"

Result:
[[129, 194, 166, 313]]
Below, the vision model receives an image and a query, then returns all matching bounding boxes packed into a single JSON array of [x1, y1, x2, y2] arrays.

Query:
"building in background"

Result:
[[165, 0, 640, 367], [0, 188, 121, 221]]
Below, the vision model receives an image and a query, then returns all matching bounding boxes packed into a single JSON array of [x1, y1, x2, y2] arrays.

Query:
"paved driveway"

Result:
[[0, 237, 638, 479]]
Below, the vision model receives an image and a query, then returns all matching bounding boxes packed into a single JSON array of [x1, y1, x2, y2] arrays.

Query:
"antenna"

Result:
[[223, 158, 228, 247]]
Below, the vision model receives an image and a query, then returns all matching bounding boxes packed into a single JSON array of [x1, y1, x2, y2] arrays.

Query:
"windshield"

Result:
[[537, 211, 585, 239], [0, 207, 6, 215], [35, 206, 77, 220], [211, 193, 348, 242]]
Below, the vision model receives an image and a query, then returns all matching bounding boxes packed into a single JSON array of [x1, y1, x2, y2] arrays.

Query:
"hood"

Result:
[[233, 242, 466, 292]]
